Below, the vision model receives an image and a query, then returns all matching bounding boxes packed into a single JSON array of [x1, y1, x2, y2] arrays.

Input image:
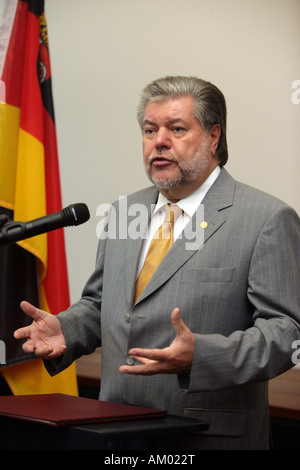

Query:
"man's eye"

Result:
[[144, 128, 155, 135], [172, 127, 185, 133]]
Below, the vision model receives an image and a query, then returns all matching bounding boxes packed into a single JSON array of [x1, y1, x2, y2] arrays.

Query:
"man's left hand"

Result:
[[119, 308, 195, 375]]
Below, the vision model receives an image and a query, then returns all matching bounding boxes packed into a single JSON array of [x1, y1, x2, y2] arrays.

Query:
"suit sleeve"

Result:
[[44, 237, 105, 376], [181, 205, 300, 393]]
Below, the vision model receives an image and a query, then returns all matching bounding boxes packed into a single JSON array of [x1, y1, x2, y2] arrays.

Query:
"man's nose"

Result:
[[155, 127, 171, 149]]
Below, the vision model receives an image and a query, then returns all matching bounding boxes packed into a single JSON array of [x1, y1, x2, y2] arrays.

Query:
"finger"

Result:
[[35, 346, 67, 360], [129, 355, 154, 365], [21, 339, 52, 356], [119, 363, 157, 376], [24, 343, 66, 359], [170, 307, 189, 336], [14, 325, 32, 340], [129, 348, 168, 361], [22, 340, 35, 354], [20, 301, 46, 320], [46, 344, 67, 359]]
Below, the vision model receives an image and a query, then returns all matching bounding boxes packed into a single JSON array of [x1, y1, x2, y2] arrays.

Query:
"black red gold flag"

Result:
[[0, 0, 78, 395]]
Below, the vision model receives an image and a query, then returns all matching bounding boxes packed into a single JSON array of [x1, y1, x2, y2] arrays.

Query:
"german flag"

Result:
[[0, 0, 78, 395]]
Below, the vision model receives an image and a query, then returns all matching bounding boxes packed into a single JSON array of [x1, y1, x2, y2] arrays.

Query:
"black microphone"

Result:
[[0, 203, 90, 246]]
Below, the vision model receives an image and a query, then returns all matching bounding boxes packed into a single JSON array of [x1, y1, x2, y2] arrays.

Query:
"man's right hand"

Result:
[[14, 301, 67, 360]]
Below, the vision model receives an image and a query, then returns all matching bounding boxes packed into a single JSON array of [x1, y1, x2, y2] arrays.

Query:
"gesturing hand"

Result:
[[14, 301, 67, 360], [119, 308, 194, 376]]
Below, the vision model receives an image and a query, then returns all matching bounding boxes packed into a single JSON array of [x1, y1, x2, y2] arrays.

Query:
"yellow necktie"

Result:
[[134, 204, 182, 304]]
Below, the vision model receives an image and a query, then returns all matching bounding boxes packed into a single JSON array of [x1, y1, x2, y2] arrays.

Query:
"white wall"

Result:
[[45, 0, 300, 303]]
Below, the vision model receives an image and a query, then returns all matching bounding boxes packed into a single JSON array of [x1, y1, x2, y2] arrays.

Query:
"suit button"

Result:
[[124, 313, 130, 323], [126, 356, 135, 366]]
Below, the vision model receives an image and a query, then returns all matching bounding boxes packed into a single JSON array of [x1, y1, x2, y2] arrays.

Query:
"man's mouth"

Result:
[[150, 156, 175, 167]]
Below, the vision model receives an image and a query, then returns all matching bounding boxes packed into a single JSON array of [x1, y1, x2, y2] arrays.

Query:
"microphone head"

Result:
[[67, 203, 90, 226]]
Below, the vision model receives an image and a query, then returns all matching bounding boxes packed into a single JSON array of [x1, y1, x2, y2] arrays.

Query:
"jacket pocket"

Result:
[[183, 408, 246, 437], [181, 267, 235, 283]]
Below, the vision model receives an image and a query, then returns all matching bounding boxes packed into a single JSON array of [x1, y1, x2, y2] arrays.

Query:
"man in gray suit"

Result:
[[15, 76, 300, 450]]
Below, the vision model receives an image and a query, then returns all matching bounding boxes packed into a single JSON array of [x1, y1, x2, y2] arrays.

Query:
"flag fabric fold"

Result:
[[0, 0, 78, 395]]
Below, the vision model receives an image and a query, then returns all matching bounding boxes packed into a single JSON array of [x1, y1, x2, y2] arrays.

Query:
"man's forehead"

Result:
[[143, 96, 195, 122]]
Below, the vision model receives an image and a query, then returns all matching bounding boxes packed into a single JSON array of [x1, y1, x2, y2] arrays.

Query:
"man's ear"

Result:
[[209, 124, 221, 156]]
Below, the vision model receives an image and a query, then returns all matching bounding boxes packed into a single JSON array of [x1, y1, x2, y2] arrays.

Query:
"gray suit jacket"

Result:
[[46, 168, 300, 450]]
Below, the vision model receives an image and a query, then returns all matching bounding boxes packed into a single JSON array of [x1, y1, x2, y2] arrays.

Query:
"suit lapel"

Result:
[[130, 169, 236, 306]]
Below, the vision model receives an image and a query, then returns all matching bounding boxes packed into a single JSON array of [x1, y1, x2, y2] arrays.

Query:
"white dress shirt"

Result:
[[136, 166, 221, 277]]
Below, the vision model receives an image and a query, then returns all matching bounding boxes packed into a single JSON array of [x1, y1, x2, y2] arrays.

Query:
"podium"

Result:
[[0, 394, 208, 450]]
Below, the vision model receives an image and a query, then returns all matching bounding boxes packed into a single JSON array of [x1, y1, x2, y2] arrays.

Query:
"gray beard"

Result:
[[145, 140, 211, 189]]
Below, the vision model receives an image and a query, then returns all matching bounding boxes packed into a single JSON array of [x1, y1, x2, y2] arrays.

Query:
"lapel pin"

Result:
[[200, 221, 208, 229]]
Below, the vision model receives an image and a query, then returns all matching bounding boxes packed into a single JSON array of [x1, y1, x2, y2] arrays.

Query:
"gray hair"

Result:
[[137, 76, 228, 166]]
